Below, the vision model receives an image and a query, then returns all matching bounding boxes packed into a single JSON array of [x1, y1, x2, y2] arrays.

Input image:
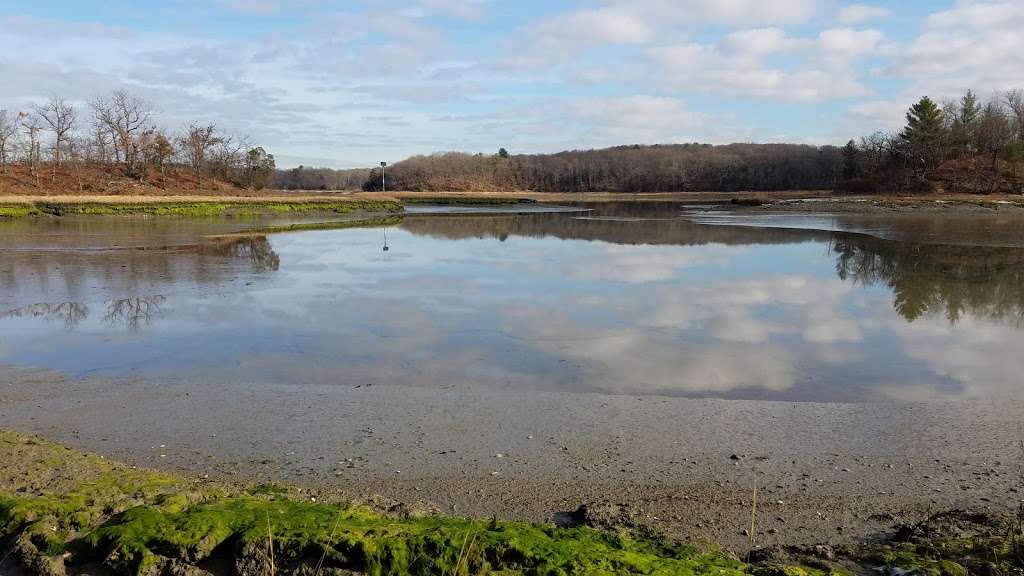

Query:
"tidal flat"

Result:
[[1, 201, 1023, 572]]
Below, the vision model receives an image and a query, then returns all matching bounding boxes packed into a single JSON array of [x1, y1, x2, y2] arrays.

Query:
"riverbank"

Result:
[[0, 195, 402, 219], [2, 366, 1021, 554], [2, 191, 1024, 220], [1, 431, 1019, 576]]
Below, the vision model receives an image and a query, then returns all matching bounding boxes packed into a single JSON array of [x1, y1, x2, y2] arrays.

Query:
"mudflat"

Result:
[[1, 201, 1023, 554], [2, 365, 1021, 551]]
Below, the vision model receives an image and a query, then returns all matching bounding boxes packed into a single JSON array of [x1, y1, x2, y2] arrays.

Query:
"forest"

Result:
[[0, 91, 276, 194], [277, 89, 1024, 195], [271, 144, 844, 193], [841, 89, 1024, 194]]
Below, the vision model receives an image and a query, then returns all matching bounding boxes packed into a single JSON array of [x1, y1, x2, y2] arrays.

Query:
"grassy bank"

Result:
[[0, 195, 403, 219], [1, 432, 1019, 576]]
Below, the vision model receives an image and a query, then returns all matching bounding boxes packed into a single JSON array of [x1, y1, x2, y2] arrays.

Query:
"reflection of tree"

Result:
[[0, 302, 90, 329], [831, 236, 1024, 325], [203, 236, 280, 272], [103, 296, 167, 331], [401, 208, 832, 247], [404, 208, 1024, 326]]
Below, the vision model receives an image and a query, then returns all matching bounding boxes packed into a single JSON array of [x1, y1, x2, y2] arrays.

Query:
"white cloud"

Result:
[[836, 4, 891, 24], [571, 96, 710, 144], [890, 0, 1024, 96], [647, 27, 882, 102], [418, 0, 489, 20]]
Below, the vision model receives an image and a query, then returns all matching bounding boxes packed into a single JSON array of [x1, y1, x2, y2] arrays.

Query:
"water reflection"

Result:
[[103, 296, 167, 331], [0, 302, 90, 329], [0, 234, 279, 308], [1, 206, 1022, 402], [831, 236, 1024, 325], [1, 297, 166, 331]]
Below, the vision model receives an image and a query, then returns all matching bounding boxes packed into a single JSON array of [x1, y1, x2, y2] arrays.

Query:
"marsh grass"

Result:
[[0, 195, 402, 219]]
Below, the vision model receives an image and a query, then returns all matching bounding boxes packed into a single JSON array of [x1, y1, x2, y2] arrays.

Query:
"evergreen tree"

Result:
[[901, 96, 948, 178], [958, 90, 980, 127], [841, 140, 861, 179]]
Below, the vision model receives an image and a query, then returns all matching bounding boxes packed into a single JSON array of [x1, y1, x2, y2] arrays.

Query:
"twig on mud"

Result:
[[448, 529, 477, 576], [749, 481, 759, 552], [314, 508, 345, 576], [266, 511, 276, 576], [457, 534, 479, 576]]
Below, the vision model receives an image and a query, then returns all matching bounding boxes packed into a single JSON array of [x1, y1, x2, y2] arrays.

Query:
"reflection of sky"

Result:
[[1, 224, 1022, 403]]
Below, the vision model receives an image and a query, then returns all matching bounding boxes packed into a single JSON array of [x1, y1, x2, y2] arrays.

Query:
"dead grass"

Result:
[[0, 193, 397, 205]]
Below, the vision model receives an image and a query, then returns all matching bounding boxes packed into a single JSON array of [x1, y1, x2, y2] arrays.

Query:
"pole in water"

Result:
[[380, 161, 387, 193], [383, 226, 389, 252]]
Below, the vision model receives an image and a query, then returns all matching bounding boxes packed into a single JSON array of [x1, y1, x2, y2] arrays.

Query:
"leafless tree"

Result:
[[92, 90, 152, 178], [35, 97, 76, 165], [178, 123, 223, 182], [141, 129, 174, 182], [66, 137, 86, 191], [18, 111, 43, 185], [1004, 89, 1024, 144], [0, 109, 17, 174], [976, 100, 1013, 172]]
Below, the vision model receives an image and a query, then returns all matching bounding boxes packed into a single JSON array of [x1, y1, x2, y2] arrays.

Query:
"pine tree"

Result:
[[958, 90, 980, 127], [841, 140, 861, 180], [901, 96, 948, 178]]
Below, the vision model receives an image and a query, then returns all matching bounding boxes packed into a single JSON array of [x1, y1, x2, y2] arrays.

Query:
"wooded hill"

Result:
[[841, 89, 1024, 194], [0, 91, 276, 196], [275, 143, 843, 193]]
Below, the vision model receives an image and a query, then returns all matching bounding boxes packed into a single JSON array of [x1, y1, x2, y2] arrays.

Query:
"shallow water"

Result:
[[2, 203, 1022, 402]]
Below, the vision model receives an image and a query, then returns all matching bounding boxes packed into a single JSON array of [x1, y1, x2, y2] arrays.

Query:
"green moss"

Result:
[[0, 199, 403, 219], [0, 203, 39, 218], [72, 498, 746, 576], [2, 432, 1020, 576]]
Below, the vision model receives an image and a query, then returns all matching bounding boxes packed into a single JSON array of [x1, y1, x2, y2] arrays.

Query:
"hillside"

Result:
[[0, 163, 257, 197]]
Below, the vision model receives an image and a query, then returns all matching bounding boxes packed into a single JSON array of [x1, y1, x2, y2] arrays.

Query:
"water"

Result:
[[2, 202, 1022, 403]]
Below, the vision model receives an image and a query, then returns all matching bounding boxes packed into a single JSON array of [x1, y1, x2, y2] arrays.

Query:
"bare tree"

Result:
[[92, 90, 152, 178], [178, 123, 223, 185], [1004, 89, 1024, 145], [35, 97, 76, 165], [66, 137, 85, 191], [976, 100, 1013, 172], [18, 111, 43, 186], [0, 109, 17, 174], [141, 129, 174, 183]]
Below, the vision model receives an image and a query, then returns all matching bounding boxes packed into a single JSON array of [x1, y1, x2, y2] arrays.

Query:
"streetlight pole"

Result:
[[380, 161, 387, 194]]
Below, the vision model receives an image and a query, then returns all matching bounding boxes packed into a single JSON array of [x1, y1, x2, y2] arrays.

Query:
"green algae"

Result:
[[0, 199, 403, 219], [8, 493, 749, 576], [1, 432, 1021, 576], [0, 203, 39, 218]]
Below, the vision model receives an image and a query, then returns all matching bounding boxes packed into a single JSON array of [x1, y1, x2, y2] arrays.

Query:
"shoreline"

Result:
[[0, 191, 1022, 221], [2, 367, 1020, 553], [0, 428, 1019, 576]]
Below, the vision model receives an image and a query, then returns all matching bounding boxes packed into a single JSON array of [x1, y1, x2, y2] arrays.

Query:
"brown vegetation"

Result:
[[0, 91, 277, 196], [841, 90, 1024, 195], [355, 144, 843, 193]]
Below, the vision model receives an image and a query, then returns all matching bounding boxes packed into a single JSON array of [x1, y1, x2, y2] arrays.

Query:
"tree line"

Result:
[[0, 91, 276, 190], [842, 89, 1024, 194], [272, 165, 372, 191], [351, 143, 843, 193]]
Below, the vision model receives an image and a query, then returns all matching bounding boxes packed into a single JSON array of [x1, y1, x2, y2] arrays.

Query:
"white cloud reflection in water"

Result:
[[1, 212, 1023, 403]]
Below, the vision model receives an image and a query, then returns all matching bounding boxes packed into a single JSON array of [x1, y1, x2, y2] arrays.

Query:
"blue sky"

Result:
[[2, 0, 1022, 168]]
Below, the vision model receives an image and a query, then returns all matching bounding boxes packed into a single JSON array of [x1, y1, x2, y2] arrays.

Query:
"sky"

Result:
[[1, 0, 1023, 168]]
